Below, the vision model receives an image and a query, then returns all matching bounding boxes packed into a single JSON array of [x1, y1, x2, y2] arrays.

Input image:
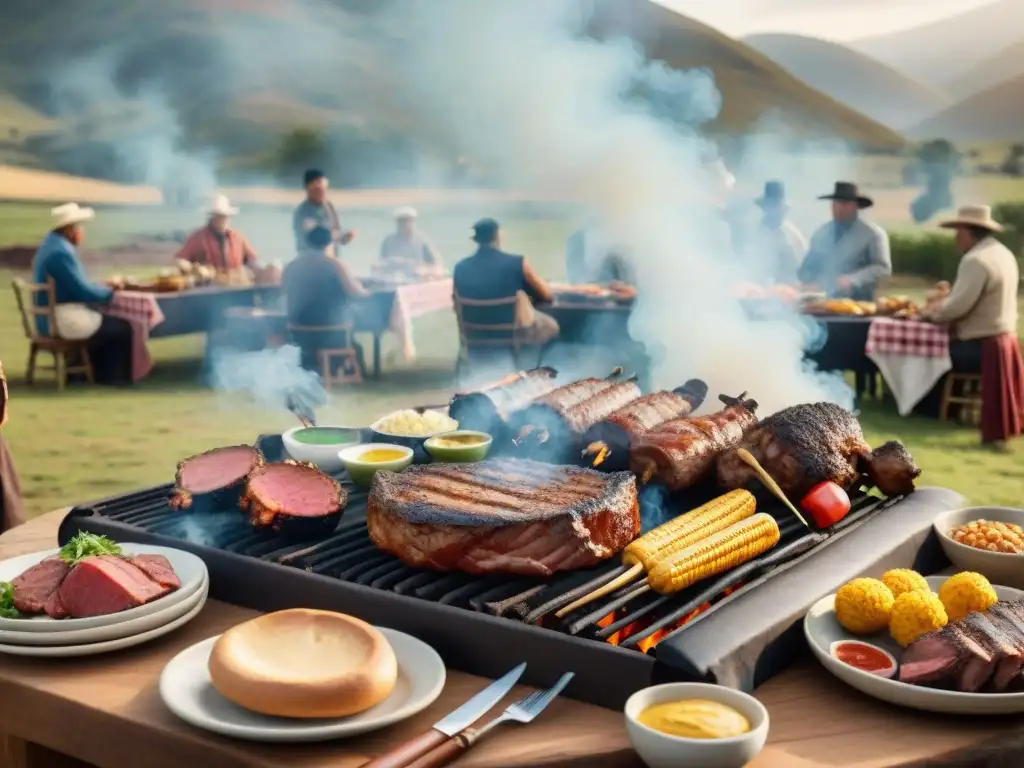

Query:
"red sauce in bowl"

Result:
[[832, 641, 894, 674]]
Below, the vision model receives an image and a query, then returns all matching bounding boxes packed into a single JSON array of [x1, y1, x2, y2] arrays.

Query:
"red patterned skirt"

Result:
[[981, 333, 1024, 443]]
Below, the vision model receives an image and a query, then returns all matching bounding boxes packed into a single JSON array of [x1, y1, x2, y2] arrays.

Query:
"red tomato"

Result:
[[801, 481, 851, 528]]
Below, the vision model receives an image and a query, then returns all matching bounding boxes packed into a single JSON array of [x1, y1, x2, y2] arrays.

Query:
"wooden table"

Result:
[[2, 511, 1022, 768]]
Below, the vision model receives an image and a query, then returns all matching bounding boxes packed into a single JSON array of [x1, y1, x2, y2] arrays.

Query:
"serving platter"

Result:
[[159, 627, 446, 742], [0, 544, 208, 633], [805, 576, 1024, 715]]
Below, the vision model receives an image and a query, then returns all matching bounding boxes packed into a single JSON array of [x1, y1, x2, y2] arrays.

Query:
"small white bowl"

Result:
[[282, 426, 363, 473], [339, 443, 414, 488], [624, 682, 769, 768], [933, 507, 1024, 589], [828, 640, 897, 679]]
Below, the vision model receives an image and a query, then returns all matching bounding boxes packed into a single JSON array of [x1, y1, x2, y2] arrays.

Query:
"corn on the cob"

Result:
[[647, 513, 781, 595], [554, 490, 756, 617]]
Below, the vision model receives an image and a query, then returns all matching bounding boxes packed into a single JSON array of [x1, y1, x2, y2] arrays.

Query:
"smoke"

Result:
[[209, 345, 327, 416]]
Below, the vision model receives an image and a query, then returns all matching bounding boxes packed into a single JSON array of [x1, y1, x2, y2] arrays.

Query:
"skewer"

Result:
[[555, 563, 645, 617], [736, 448, 811, 528]]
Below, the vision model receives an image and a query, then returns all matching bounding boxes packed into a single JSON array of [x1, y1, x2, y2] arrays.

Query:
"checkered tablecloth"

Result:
[[100, 291, 166, 382], [391, 279, 453, 360], [865, 318, 952, 416]]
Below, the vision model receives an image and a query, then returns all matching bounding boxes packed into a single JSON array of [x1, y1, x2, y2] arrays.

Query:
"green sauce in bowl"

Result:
[[290, 428, 359, 446]]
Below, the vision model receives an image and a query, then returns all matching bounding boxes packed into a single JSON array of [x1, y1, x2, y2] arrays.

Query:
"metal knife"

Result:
[[361, 663, 527, 768]]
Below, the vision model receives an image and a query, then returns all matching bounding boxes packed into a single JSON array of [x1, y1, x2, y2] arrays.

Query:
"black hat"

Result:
[[818, 181, 873, 209], [306, 226, 333, 249], [471, 218, 500, 244], [755, 180, 787, 209], [303, 168, 325, 186]]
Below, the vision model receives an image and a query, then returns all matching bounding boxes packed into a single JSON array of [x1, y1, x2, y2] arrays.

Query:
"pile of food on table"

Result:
[[107, 259, 282, 294], [2, 364, 1022, 766], [801, 295, 919, 318]]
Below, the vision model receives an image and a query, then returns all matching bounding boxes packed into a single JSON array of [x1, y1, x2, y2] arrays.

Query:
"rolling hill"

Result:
[[850, 0, 1023, 89], [948, 39, 1024, 100], [909, 75, 1024, 142], [742, 33, 950, 130], [0, 0, 905, 185]]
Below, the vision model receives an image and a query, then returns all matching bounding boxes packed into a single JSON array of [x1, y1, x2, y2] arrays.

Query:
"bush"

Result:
[[889, 231, 960, 281]]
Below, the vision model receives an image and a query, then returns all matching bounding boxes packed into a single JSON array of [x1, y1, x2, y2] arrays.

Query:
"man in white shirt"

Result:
[[752, 181, 807, 285]]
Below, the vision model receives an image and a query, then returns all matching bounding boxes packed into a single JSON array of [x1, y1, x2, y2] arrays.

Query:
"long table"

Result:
[[1, 510, 1022, 768]]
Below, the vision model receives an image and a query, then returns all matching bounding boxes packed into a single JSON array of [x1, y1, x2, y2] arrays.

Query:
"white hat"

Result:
[[393, 206, 418, 219], [51, 203, 95, 229], [208, 194, 239, 217], [939, 205, 1003, 233]]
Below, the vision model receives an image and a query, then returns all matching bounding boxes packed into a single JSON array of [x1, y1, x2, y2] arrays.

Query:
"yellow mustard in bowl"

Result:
[[430, 434, 488, 448], [358, 449, 409, 463], [637, 699, 751, 740]]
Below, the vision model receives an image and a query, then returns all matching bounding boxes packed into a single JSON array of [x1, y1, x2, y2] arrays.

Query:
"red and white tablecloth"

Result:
[[391, 279, 453, 360], [100, 291, 166, 382], [865, 318, 951, 416]]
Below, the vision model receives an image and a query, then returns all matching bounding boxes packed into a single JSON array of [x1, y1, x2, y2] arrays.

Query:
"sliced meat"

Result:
[[128, 554, 182, 590], [171, 445, 264, 510], [950, 624, 997, 693], [899, 632, 961, 686], [241, 462, 347, 535], [57, 556, 172, 619], [43, 588, 69, 619], [366, 459, 639, 577], [10, 556, 71, 615], [966, 611, 1024, 691]]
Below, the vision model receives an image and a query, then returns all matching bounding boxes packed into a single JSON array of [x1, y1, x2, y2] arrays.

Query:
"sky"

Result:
[[655, 0, 999, 41]]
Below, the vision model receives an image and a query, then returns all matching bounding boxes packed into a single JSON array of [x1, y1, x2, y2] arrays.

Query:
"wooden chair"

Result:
[[10, 278, 94, 390], [940, 372, 982, 426], [453, 293, 528, 380], [287, 323, 363, 388]]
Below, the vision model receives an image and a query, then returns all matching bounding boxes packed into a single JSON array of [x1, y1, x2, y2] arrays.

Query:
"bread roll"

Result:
[[208, 609, 398, 718]]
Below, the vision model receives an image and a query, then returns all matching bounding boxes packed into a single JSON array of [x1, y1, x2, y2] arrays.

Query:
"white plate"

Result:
[[0, 581, 207, 658], [0, 570, 208, 646], [805, 575, 1024, 714], [159, 627, 446, 742], [0, 544, 208, 633]]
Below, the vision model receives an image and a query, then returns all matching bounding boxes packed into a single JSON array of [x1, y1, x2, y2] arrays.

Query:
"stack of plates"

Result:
[[0, 544, 209, 658]]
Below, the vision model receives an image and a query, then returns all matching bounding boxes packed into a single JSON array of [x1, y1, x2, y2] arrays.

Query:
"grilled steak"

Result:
[[366, 459, 639, 577], [10, 556, 70, 614], [629, 396, 759, 491], [241, 461, 347, 538], [57, 556, 174, 619], [449, 367, 560, 437], [128, 554, 182, 590], [171, 445, 264, 512], [716, 402, 921, 500]]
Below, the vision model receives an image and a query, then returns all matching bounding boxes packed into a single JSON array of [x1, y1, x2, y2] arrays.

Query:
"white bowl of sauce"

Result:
[[282, 426, 362, 473], [829, 640, 897, 679], [624, 682, 768, 768]]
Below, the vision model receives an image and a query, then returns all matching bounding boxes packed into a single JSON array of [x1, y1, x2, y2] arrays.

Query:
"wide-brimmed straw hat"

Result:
[[818, 181, 873, 209], [51, 203, 95, 229], [393, 206, 418, 220], [939, 205, 1003, 233], [755, 180, 788, 209], [208, 194, 239, 217]]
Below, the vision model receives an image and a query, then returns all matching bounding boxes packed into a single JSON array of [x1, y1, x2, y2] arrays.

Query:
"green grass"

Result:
[[0, 203, 1022, 519]]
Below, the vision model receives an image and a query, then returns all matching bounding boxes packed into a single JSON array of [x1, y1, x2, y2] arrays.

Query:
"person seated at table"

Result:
[[565, 218, 633, 286], [31, 203, 133, 385], [293, 169, 355, 257], [174, 195, 258, 274], [377, 207, 443, 278], [454, 218, 559, 346], [748, 181, 806, 285], [0, 358, 25, 533], [798, 182, 891, 301], [919, 205, 1023, 450], [283, 226, 369, 374]]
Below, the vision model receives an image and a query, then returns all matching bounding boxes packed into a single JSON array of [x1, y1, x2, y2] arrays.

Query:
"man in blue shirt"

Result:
[[291, 169, 355, 257], [31, 203, 132, 384]]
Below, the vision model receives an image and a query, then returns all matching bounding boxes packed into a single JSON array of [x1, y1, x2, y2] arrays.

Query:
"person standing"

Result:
[[798, 182, 891, 301], [31, 203, 133, 384], [0, 358, 25, 532], [174, 194, 259, 271], [921, 206, 1024, 450], [751, 181, 806, 285], [378, 207, 442, 276], [564, 218, 633, 285], [292, 169, 355, 257]]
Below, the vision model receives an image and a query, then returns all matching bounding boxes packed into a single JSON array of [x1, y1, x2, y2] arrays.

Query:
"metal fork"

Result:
[[406, 673, 575, 768]]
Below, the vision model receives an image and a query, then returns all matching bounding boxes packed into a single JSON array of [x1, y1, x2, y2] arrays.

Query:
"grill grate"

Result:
[[72, 468, 895, 652]]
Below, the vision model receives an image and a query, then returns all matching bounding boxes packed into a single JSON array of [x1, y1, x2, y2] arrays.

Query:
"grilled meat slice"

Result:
[[366, 459, 639, 577], [716, 402, 920, 500], [561, 380, 644, 435], [961, 612, 1022, 691], [899, 631, 961, 686], [581, 380, 709, 471], [986, 603, 1024, 690], [10, 556, 70, 614], [629, 396, 758, 491]]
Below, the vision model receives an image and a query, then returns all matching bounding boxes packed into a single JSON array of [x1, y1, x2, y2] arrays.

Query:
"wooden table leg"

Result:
[[1, 735, 93, 768], [373, 333, 382, 378]]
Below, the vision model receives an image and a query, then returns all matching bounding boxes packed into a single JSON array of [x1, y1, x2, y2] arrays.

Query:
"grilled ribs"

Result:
[[449, 367, 560, 435], [628, 395, 759, 491], [366, 459, 639, 577], [715, 402, 921, 500]]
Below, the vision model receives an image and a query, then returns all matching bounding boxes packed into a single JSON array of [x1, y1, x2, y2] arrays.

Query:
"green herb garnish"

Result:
[[59, 532, 123, 566], [0, 582, 20, 619]]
